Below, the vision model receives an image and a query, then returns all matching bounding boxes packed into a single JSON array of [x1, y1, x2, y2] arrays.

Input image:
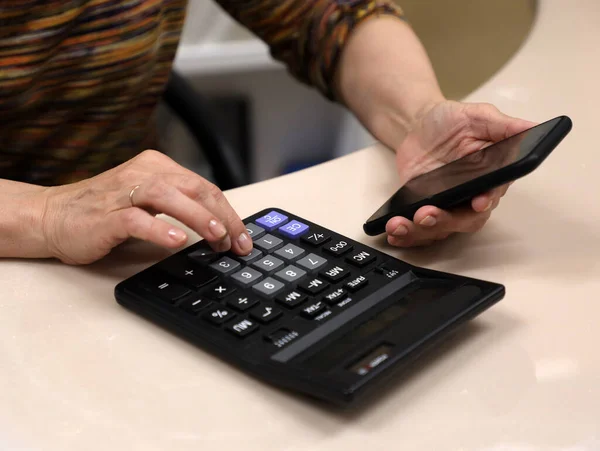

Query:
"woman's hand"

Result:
[[386, 101, 536, 248], [39, 150, 252, 265]]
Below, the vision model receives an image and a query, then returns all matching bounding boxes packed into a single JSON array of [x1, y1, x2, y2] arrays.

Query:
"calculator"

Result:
[[115, 208, 505, 406]]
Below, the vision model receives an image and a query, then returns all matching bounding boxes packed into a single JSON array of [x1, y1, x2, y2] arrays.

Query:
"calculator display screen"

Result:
[[300, 282, 456, 372], [367, 117, 558, 222]]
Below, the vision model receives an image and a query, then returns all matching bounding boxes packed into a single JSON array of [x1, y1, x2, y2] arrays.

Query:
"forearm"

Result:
[[334, 16, 445, 151], [0, 180, 50, 258]]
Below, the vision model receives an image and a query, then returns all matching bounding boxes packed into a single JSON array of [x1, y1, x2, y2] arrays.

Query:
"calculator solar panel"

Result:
[[115, 208, 505, 406]]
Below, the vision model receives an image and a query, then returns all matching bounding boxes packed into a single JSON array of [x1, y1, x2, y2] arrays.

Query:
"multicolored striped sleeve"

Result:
[[214, 0, 405, 101]]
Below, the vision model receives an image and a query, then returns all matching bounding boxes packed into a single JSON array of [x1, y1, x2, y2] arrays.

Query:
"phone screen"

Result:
[[366, 117, 561, 224]]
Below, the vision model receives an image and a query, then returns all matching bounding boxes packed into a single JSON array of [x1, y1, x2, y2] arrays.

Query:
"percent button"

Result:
[[204, 306, 236, 325]]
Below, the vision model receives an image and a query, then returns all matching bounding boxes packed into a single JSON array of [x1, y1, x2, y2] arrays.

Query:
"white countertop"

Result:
[[2, 1, 600, 449]]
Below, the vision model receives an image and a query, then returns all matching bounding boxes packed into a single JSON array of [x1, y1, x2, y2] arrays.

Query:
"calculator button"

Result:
[[252, 277, 285, 298], [226, 318, 259, 338], [301, 231, 331, 246], [274, 243, 305, 262], [230, 267, 263, 286], [227, 295, 259, 311], [323, 239, 354, 256], [346, 249, 377, 268], [275, 290, 308, 308], [179, 296, 212, 315], [209, 256, 241, 275], [252, 255, 285, 274], [278, 220, 309, 238], [203, 282, 236, 300], [204, 306, 236, 325], [296, 253, 327, 272], [298, 277, 330, 295], [346, 275, 369, 293], [300, 301, 327, 319], [236, 248, 263, 264], [187, 246, 218, 265], [322, 288, 348, 305], [249, 305, 282, 324], [274, 265, 306, 283], [266, 328, 301, 349], [142, 279, 190, 303], [319, 264, 350, 283], [245, 223, 265, 239], [160, 262, 217, 288], [255, 211, 289, 231], [254, 234, 283, 252], [376, 266, 403, 280]]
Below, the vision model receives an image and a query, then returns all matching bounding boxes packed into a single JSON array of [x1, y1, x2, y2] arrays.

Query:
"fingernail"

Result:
[[209, 219, 227, 239], [168, 228, 187, 243], [393, 225, 408, 236], [419, 216, 437, 227], [237, 232, 252, 254], [216, 235, 232, 252]]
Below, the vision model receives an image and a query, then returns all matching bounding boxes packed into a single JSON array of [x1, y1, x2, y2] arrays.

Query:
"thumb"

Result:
[[464, 103, 537, 142]]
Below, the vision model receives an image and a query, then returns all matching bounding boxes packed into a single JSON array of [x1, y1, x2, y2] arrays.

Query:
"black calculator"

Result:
[[115, 208, 505, 406]]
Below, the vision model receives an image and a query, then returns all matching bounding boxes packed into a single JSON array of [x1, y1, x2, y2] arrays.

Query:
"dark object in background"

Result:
[[163, 70, 250, 190]]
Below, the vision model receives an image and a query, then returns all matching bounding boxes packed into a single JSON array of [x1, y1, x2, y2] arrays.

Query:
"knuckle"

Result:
[[146, 180, 173, 200], [122, 209, 143, 235], [206, 182, 224, 202]]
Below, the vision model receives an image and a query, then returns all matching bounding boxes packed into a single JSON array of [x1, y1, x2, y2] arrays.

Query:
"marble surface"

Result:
[[2, 1, 599, 449]]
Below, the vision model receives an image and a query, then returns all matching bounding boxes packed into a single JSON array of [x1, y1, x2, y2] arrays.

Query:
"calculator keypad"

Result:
[[252, 277, 285, 297], [252, 255, 285, 274], [254, 234, 283, 252], [231, 267, 263, 286], [209, 257, 241, 275], [296, 253, 327, 272], [274, 265, 306, 283], [135, 209, 395, 349], [274, 243, 305, 262]]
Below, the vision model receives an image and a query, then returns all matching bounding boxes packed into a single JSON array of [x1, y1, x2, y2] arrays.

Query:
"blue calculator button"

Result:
[[278, 220, 309, 238], [255, 211, 289, 231]]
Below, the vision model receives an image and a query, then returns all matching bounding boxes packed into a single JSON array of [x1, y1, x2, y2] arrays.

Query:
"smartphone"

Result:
[[363, 115, 573, 236]]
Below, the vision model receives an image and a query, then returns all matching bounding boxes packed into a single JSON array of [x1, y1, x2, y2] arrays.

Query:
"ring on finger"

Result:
[[129, 185, 141, 208]]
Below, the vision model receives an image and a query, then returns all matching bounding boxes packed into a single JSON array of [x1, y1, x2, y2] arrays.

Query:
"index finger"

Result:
[[163, 174, 252, 256]]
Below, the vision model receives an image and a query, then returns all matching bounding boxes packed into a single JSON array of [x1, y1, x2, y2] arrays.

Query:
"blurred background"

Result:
[[158, 0, 537, 186]]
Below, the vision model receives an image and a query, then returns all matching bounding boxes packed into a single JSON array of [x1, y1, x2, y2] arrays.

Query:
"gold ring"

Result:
[[129, 185, 141, 207]]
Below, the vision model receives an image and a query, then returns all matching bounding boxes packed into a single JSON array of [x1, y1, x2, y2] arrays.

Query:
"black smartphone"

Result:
[[363, 115, 573, 236]]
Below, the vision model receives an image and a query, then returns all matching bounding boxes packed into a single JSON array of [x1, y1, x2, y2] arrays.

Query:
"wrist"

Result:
[[334, 15, 446, 150], [0, 185, 54, 259]]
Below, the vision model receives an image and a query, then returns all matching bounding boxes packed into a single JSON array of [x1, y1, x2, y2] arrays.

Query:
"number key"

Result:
[[323, 239, 353, 256], [245, 223, 265, 239], [209, 256, 240, 275], [230, 267, 263, 287], [254, 234, 283, 252], [252, 255, 284, 274], [274, 243, 305, 262], [237, 248, 262, 264], [252, 277, 285, 298], [274, 265, 306, 283], [296, 253, 327, 272]]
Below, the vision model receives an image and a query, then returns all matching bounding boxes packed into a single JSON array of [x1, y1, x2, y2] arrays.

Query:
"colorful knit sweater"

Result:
[[0, 0, 404, 185]]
